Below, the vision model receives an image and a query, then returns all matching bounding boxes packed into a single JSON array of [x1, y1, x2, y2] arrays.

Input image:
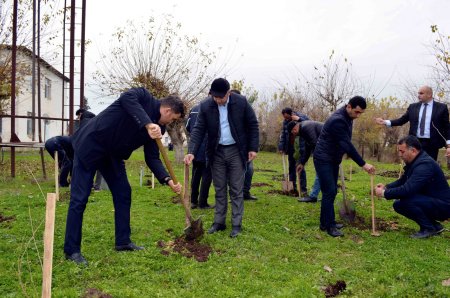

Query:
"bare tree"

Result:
[[92, 14, 230, 162], [428, 25, 450, 102], [307, 50, 362, 112]]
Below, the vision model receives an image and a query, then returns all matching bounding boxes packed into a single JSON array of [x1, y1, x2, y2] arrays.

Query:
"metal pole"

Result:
[[69, 0, 76, 134], [80, 0, 86, 108], [10, 0, 18, 178]]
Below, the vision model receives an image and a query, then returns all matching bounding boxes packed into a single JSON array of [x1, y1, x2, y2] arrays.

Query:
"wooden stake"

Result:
[[349, 164, 352, 181], [42, 193, 57, 298], [54, 152, 59, 201], [370, 175, 380, 236], [151, 173, 155, 189]]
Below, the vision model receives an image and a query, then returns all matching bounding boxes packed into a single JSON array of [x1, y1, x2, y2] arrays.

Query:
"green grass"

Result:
[[0, 150, 449, 297]]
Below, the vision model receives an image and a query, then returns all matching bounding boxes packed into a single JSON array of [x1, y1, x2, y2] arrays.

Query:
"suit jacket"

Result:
[[188, 93, 259, 166], [72, 88, 170, 183], [186, 104, 207, 163], [385, 150, 450, 203], [296, 120, 323, 165], [390, 100, 450, 148]]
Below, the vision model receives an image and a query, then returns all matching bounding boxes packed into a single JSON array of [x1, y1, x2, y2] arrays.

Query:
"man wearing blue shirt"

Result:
[[184, 78, 259, 238]]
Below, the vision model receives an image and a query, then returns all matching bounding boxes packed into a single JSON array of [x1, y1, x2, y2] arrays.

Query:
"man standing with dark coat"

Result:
[[64, 88, 184, 265], [375, 135, 450, 238], [314, 96, 375, 237], [375, 85, 450, 160], [45, 136, 74, 187], [184, 78, 259, 238]]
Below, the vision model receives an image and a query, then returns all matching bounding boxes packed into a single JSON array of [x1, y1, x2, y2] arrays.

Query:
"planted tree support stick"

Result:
[[370, 175, 380, 236], [42, 193, 57, 298]]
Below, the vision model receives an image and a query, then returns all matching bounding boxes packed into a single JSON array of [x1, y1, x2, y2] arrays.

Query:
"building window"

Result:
[[44, 77, 51, 99], [27, 112, 32, 135]]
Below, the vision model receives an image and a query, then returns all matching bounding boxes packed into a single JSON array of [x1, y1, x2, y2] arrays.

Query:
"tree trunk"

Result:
[[167, 121, 185, 164]]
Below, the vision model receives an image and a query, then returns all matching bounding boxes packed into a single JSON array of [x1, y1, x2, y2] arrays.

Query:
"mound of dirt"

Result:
[[323, 280, 346, 297], [251, 182, 271, 187], [0, 213, 15, 223], [377, 170, 401, 178], [82, 288, 112, 298], [267, 189, 299, 197], [347, 216, 399, 231], [157, 236, 213, 262]]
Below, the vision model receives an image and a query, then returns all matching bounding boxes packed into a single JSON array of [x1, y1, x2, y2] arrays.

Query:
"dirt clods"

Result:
[[82, 288, 112, 298], [157, 236, 213, 262], [323, 280, 347, 297], [347, 216, 399, 231], [0, 213, 15, 223], [251, 182, 271, 187], [377, 170, 401, 178]]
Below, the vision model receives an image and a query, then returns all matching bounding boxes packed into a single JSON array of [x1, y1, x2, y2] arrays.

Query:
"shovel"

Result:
[[370, 174, 380, 236], [155, 139, 204, 241], [282, 153, 293, 193], [338, 164, 356, 223]]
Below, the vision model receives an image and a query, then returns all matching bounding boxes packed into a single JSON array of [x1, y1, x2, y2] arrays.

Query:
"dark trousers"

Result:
[[191, 160, 212, 207], [393, 195, 450, 230], [211, 145, 245, 227], [314, 159, 340, 229], [64, 154, 132, 254], [288, 149, 307, 192], [417, 138, 439, 161], [243, 160, 254, 195]]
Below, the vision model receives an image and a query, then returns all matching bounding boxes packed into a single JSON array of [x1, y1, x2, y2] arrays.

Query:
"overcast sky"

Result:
[[84, 0, 450, 112]]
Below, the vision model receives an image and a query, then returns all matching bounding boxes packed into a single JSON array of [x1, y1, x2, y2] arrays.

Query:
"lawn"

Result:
[[0, 149, 449, 297]]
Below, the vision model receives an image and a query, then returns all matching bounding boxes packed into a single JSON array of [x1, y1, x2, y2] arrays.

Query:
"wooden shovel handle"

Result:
[[183, 163, 192, 220], [370, 174, 376, 233], [155, 138, 178, 184]]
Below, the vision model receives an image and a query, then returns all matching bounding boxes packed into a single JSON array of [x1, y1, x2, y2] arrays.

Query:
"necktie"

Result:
[[419, 103, 428, 136]]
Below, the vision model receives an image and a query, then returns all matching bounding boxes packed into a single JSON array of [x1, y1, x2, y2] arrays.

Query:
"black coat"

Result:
[[298, 120, 323, 165], [390, 100, 450, 149], [385, 150, 450, 203], [186, 104, 207, 163], [72, 88, 170, 183], [278, 111, 309, 153], [188, 93, 259, 166], [313, 106, 365, 166]]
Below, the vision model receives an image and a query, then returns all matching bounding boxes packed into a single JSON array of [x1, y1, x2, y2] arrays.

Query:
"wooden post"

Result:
[[370, 175, 380, 237], [151, 173, 155, 189], [139, 167, 143, 187], [42, 193, 56, 298], [349, 164, 352, 181], [54, 152, 59, 201]]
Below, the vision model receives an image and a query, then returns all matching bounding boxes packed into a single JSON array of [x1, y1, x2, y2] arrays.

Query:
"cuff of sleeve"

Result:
[[385, 120, 391, 127], [446, 140, 450, 146], [163, 176, 172, 185]]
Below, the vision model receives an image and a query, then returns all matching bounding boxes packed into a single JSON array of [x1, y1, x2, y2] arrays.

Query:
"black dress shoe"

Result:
[[243, 194, 258, 201], [320, 223, 344, 231], [115, 242, 144, 251], [191, 203, 198, 209], [434, 223, 444, 234], [326, 227, 344, 237], [65, 252, 88, 265], [410, 229, 437, 239], [199, 204, 215, 209], [230, 226, 241, 238], [208, 223, 226, 234], [298, 196, 317, 203]]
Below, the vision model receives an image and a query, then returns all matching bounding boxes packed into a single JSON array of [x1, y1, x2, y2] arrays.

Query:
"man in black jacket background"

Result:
[[375, 135, 450, 238], [184, 78, 259, 238], [375, 85, 450, 160], [314, 96, 375, 237]]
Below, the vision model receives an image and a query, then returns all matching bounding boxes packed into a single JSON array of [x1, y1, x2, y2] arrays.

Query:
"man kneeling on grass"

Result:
[[375, 135, 450, 239]]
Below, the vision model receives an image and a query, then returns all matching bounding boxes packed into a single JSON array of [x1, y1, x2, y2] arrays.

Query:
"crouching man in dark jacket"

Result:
[[375, 135, 450, 239], [64, 88, 184, 265]]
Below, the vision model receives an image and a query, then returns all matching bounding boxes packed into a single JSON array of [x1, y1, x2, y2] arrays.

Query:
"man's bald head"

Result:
[[418, 86, 433, 103]]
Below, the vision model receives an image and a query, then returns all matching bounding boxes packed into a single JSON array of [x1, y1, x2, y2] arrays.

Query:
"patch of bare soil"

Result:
[[58, 191, 71, 202], [254, 169, 277, 173], [271, 175, 285, 182], [323, 280, 346, 297], [0, 213, 15, 223], [267, 189, 299, 197], [171, 195, 182, 204], [157, 236, 213, 262], [82, 288, 112, 298], [377, 170, 401, 178], [251, 182, 271, 187], [347, 216, 399, 231]]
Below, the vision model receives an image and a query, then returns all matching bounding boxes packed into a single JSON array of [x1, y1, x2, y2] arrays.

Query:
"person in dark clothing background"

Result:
[[45, 136, 74, 187], [313, 96, 375, 237], [375, 135, 450, 238], [375, 85, 450, 160], [184, 78, 259, 238], [278, 108, 309, 196], [287, 120, 324, 202], [186, 104, 213, 209], [64, 88, 184, 265]]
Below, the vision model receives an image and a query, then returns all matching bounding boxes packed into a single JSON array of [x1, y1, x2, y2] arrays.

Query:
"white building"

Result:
[[0, 45, 69, 143]]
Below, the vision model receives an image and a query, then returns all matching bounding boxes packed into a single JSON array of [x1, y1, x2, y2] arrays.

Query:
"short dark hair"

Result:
[[286, 121, 299, 134], [75, 108, 86, 116], [210, 78, 230, 98], [161, 94, 186, 118], [281, 107, 293, 115], [398, 135, 422, 151], [348, 96, 367, 109]]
